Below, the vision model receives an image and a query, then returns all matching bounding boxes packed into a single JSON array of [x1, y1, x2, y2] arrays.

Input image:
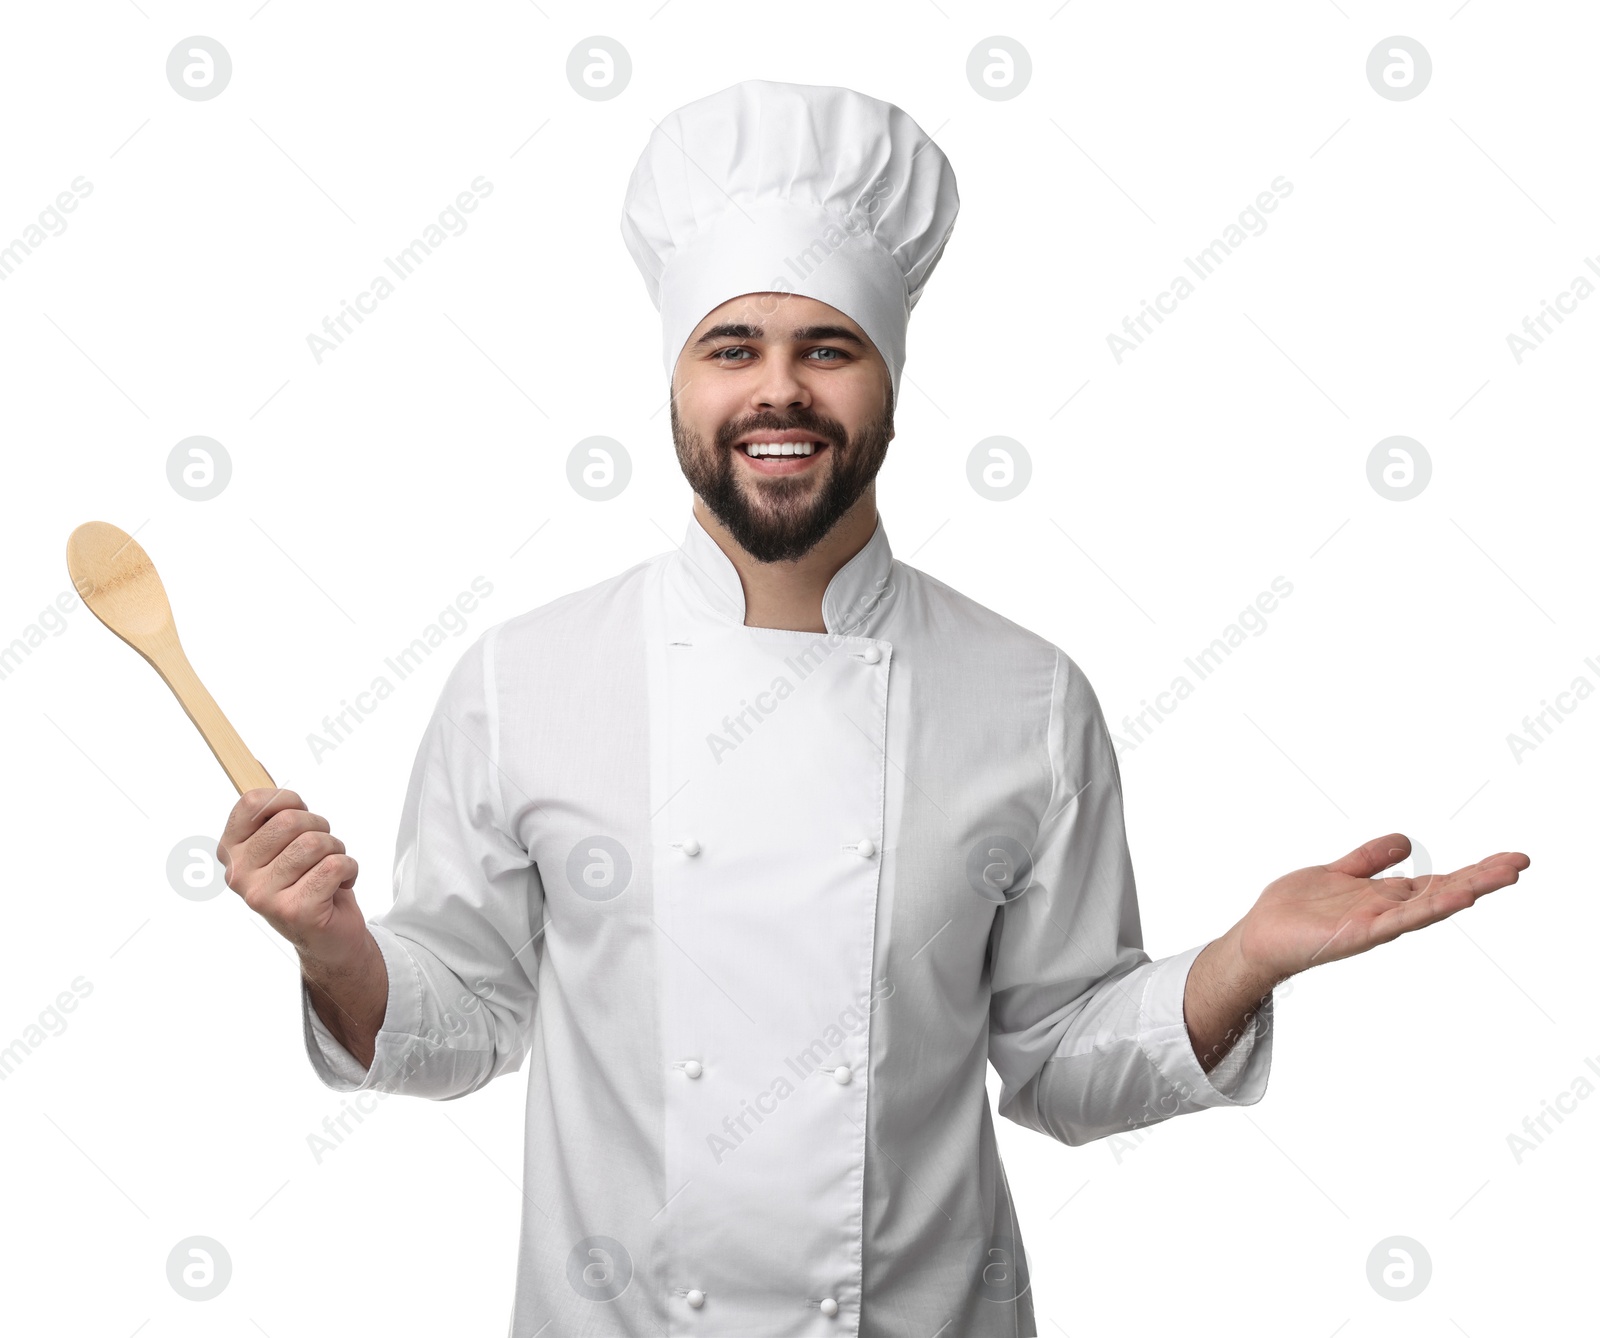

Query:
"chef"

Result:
[[219, 79, 1529, 1337]]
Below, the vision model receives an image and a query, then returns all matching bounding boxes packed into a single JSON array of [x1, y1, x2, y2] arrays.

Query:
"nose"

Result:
[[750, 353, 811, 413]]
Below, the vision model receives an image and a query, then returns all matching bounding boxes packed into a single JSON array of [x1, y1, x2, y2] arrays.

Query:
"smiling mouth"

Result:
[[732, 438, 833, 474], [737, 440, 828, 458]]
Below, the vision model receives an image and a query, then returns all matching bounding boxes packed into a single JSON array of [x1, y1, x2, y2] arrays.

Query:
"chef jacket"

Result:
[[302, 507, 1274, 1337]]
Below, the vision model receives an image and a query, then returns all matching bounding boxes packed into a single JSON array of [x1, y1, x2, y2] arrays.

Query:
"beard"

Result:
[[671, 398, 893, 563]]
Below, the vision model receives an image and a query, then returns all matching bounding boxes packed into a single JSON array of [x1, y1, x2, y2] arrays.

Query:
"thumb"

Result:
[[1325, 832, 1411, 879]]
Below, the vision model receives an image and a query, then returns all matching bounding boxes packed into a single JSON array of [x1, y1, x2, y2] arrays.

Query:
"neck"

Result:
[[693, 487, 878, 632]]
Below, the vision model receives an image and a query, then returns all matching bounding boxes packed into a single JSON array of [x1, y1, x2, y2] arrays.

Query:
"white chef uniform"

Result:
[[301, 80, 1274, 1337]]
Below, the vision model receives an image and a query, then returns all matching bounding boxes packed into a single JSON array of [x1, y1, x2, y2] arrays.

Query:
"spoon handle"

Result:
[[145, 625, 276, 794]]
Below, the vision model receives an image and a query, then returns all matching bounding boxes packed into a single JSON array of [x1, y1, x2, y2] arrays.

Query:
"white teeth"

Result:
[[743, 441, 819, 457]]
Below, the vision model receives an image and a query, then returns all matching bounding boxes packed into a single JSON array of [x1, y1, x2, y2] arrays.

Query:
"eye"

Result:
[[710, 345, 753, 362], [807, 346, 849, 362]]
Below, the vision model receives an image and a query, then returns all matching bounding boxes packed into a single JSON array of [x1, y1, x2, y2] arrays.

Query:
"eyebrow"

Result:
[[693, 322, 867, 348]]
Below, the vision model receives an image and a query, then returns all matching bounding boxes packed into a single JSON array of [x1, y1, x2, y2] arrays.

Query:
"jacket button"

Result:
[[859, 645, 882, 664], [832, 1065, 851, 1085], [821, 1297, 840, 1317], [679, 836, 701, 856], [854, 838, 876, 858], [683, 1060, 703, 1079], [686, 1289, 705, 1308]]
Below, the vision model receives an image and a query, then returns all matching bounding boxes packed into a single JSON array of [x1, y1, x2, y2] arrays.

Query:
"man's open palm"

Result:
[[1237, 833, 1530, 981]]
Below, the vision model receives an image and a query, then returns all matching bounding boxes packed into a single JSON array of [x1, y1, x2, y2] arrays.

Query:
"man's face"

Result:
[[670, 292, 895, 563]]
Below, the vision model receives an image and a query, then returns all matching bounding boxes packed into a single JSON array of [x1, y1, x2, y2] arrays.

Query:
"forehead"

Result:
[[687, 291, 868, 342]]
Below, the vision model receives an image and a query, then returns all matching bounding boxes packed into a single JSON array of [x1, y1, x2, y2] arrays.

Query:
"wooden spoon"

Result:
[[66, 521, 275, 795]]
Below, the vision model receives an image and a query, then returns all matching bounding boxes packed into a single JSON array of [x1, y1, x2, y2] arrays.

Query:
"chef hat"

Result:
[[620, 79, 959, 410]]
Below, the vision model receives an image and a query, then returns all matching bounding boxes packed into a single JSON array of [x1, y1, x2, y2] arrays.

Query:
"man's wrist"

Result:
[[1215, 919, 1291, 1003], [1185, 924, 1284, 1074], [299, 928, 381, 986], [300, 931, 388, 1044]]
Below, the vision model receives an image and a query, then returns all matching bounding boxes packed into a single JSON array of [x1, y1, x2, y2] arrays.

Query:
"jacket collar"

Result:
[[673, 506, 896, 636]]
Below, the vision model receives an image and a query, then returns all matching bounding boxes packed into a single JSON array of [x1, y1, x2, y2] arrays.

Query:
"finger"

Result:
[[262, 830, 346, 899], [295, 853, 359, 924], [1325, 832, 1411, 879], [1424, 855, 1527, 901], [241, 808, 332, 872], [1372, 840, 1530, 890], [221, 787, 305, 851], [1373, 859, 1527, 943]]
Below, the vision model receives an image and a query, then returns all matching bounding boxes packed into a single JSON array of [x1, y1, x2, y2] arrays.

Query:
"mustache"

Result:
[[714, 412, 846, 450]]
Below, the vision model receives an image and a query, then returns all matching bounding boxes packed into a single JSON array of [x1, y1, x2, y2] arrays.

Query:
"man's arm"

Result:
[[217, 784, 391, 1070], [222, 625, 544, 1099], [988, 651, 1276, 1149], [991, 652, 1529, 1148]]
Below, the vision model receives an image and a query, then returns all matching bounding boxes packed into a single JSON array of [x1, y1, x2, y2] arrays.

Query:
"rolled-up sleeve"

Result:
[[300, 621, 544, 1100], [987, 649, 1272, 1147]]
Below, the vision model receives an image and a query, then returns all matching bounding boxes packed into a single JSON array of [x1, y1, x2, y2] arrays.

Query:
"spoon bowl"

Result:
[[66, 521, 275, 795]]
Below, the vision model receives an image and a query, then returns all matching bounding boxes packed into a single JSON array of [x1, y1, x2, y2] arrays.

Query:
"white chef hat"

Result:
[[620, 79, 959, 410]]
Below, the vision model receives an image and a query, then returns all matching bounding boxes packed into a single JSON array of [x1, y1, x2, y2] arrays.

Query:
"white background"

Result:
[[1, 3, 1592, 1335]]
